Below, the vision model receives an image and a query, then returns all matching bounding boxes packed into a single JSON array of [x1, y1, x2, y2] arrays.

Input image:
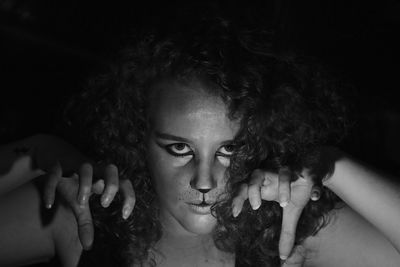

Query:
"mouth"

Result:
[[186, 201, 214, 215]]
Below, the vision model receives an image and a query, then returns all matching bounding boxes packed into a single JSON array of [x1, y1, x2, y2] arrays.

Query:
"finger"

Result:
[[310, 185, 321, 201], [231, 183, 248, 217], [248, 170, 265, 210], [92, 179, 105, 195], [278, 168, 291, 207], [120, 179, 136, 219], [279, 206, 302, 261], [260, 172, 279, 201], [77, 163, 93, 205], [73, 203, 94, 250], [43, 162, 62, 209], [101, 164, 119, 207]]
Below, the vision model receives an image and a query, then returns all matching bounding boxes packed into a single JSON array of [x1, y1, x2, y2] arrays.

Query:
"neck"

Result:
[[160, 228, 214, 250], [151, 232, 234, 267]]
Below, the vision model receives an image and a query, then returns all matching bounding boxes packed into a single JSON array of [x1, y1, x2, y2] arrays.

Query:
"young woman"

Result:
[[1, 18, 400, 267]]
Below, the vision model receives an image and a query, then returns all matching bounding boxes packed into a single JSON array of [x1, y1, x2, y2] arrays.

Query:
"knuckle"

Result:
[[232, 194, 245, 205], [81, 162, 93, 169], [107, 184, 119, 194], [126, 191, 136, 200], [280, 229, 294, 239], [105, 164, 119, 176], [78, 219, 93, 227], [106, 163, 118, 170], [120, 178, 133, 188], [75, 205, 89, 216], [125, 195, 136, 204], [251, 169, 263, 178], [80, 163, 93, 175]]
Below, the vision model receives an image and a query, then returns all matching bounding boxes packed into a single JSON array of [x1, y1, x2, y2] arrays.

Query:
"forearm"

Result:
[[324, 156, 400, 251], [0, 134, 88, 195]]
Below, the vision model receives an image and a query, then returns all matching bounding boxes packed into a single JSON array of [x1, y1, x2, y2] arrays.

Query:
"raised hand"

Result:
[[42, 162, 135, 250], [231, 168, 320, 261]]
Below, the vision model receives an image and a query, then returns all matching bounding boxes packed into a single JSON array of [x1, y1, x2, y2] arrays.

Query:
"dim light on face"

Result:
[[146, 80, 240, 236]]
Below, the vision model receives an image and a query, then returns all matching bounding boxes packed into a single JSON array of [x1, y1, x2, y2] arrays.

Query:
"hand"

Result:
[[42, 162, 135, 250], [231, 168, 321, 261]]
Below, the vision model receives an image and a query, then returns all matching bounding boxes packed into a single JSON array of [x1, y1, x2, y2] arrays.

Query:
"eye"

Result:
[[216, 144, 235, 157], [165, 143, 194, 157]]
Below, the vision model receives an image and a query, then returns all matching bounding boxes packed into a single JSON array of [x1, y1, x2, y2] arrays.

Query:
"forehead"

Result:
[[149, 80, 239, 138]]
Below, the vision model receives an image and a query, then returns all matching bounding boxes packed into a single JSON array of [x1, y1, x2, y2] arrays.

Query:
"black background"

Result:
[[1, 0, 400, 177]]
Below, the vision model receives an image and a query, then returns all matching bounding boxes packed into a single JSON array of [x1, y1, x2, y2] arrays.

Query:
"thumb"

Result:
[[73, 203, 94, 250], [279, 206, 302, 260]]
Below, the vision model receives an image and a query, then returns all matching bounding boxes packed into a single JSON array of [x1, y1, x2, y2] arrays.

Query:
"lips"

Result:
[[186, 201, 214, 214], [188, 200, 214, 206]]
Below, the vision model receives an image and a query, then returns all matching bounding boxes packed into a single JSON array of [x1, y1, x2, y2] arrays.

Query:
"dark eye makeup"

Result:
[[161, 142, 236, 159], [164, 143, 194, 157], [216, 144, 235, 158]]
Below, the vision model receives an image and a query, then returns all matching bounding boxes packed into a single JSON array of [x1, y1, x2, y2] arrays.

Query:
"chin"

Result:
[[182, 213, 217, 235]]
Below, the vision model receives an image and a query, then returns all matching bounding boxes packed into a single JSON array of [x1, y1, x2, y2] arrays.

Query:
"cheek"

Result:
[[171, 157, 192, 167], [216, 156, 230, 167], [147, 152, 193, 201]]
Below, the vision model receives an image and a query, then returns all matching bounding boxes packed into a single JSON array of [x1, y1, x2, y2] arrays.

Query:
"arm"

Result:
[[1, 134, 136, 251], [0, 134, 88, 196], [302, 203, 400, 267], [0, 180, 82, 267], [323, 154, 400, 251]]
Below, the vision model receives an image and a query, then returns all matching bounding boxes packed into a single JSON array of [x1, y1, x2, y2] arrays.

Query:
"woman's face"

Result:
[[146, 80, 240, 236]]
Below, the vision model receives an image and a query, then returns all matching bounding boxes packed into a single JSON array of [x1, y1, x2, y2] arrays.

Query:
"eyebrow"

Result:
[[154, 132, 191, 142], [154, 131, 235, 145]]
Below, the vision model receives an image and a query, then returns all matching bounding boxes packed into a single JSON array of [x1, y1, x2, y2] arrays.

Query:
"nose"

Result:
[[190, 159, 217, 193], [197, 188, 211, 194]]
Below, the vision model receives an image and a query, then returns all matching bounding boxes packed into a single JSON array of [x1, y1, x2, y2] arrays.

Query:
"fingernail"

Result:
[[251, 200, 261, 210], [232, 206, 239, 217], [311, 192, 320, 201], [280, 201, 288, 208], [280, 255, 287, 260], [46, 203, 52, 209], [122, 206, 130, 219], [102, 196, 110, 207]]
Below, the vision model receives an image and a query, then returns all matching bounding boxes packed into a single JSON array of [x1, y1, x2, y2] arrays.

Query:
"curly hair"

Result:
[[63, 17, 348, 267]]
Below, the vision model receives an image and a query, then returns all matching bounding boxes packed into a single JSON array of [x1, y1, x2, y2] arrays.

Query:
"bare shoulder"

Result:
[[302, 203, 400, 267]]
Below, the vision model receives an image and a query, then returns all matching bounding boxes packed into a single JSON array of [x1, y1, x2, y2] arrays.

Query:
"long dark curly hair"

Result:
[[63, 17, 348, 267]]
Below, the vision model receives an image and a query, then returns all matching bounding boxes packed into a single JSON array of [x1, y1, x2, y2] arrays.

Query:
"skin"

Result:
[[1, 77, 399, 266], [32, 77, 316, 264], [43, 78, 318, 264], [147, 79, 239, 237]]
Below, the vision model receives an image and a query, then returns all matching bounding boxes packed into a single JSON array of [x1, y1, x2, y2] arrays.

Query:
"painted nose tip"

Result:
[[197, 188, 211, 194]]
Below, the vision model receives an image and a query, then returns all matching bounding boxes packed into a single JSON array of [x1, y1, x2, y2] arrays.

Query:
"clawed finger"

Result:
[[278, 168, 291, 207], [279, 206, 302, 260], [77, 163, 93, 205], [120, 179, 135, 219], [232, 183, 248, 217], [74, 204, 94, 250], [101, 164, 119, 208], [248, 170, 265, 210], [43, 162, 62, 209]]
